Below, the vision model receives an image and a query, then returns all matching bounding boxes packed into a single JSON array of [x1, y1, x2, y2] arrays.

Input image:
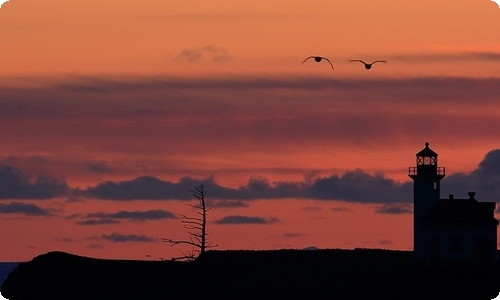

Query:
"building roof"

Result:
[[416, 142, 438, 157], [422, 194, 499, 226]]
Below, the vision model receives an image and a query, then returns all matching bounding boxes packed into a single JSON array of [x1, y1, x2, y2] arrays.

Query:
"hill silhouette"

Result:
[[1, 249, 499, 299]]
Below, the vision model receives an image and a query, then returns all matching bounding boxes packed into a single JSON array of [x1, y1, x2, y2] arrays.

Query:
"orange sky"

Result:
[[0, 0, 500, 261]]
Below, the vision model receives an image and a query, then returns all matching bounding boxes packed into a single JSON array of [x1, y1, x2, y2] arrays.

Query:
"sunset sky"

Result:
[[0, 0, 500, 262]]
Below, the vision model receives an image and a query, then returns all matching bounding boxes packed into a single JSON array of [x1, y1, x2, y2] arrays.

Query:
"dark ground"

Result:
[[1, 249, 499, 300]]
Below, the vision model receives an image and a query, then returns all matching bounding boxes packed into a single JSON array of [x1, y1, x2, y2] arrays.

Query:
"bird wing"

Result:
[[301, 56, 315, 64], [372, 60, 387, 64], [349, 59, 366, 65], [322, 57, 335, 69]]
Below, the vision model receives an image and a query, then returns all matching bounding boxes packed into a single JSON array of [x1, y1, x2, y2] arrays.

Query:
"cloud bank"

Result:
[[0, 165, 69, 200], [81, 170, 412, 203]]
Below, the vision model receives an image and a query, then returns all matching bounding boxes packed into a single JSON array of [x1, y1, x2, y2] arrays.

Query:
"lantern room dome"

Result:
[[416, 142, 438, 157]]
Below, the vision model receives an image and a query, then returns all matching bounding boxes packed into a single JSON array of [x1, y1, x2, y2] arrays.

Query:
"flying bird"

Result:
[[302, 56, 334, 69], [349, 60, 387, 70]]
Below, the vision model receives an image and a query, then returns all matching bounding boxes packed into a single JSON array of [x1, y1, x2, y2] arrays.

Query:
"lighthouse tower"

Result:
[[409, 142, 445, 260]]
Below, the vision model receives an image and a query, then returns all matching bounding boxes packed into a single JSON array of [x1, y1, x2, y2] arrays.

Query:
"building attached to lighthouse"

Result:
[[409, 142, 498, 263]]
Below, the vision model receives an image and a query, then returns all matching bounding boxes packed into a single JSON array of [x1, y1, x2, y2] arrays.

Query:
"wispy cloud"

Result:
[[330, 207, 351, 212], [0, 202, 57, 216], [73, 209, 176, 225], [374, 204, 413, 214], [214, 215, 280, 225], [86, 161, 113, 173], [377, 240, 393, 245], [78, 219, 120, 225], [55, 237, 76, 243], [300, 206, 322, 212], [100, 233, 156, 243], [207, 199, 249, 208], [87, 243, 104, 249], [173, 45, 230, 62], [389, 51, 500, 63], [283, 232, 305, 238]]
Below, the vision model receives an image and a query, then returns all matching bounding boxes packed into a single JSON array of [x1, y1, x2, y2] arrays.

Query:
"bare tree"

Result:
[[162, 184, 216, 261]]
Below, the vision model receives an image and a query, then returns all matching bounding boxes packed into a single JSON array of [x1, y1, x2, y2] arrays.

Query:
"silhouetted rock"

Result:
[[1, 249, 499, 299]]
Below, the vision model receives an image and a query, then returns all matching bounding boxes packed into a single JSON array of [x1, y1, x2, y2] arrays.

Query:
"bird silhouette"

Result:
[[302, 56, 334, 69], [349, 59, 386, 70]]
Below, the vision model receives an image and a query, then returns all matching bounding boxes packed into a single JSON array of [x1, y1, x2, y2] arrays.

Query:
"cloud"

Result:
[[100, 233, 156, 243], [0, 165, 69, 199], [300, 206, 322, 212], [77, 219, 120, 225], [374, 204, 413, 214], [86, 161, 113, 173], [283, 233, 305, 237], [377, 240, 393, 245], [390, 51, 500, 63], [82, 169, 412, 203], [87, 209, 176, 220], [214, 215, 280, 225], [174, 45, 230, 62], [83, 176, 194, 200], [87, 243, 104, 249], [73, 209, 176, 225], [55, 237, 76, 243], [441, 149, 500, 201], [207, 199, 249, 208], [330, 207, 351, 212], [0, 202, 56, 216]]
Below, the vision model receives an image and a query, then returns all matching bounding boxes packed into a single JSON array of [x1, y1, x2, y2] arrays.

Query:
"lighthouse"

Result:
[[409, 142, 498, 263], [409, 142, 446, 260]]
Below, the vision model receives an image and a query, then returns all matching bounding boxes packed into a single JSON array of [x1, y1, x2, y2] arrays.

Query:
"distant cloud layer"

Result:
[[0, 202, 55, 216], [73, 209, 176, 225], [390, 51, 500, 62], [100, 233, 156, 243], [80, 170, 412, 203], [0, 165, 68, 199], [214, 215, 280, 225], [3, 149, 500, 204], [441, 149, 500, 201], [174, 45, 230, 62]]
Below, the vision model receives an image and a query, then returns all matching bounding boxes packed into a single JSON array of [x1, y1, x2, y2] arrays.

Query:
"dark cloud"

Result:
[[207, 199, 249, 208], [87, 243, 104, 249], [174, 45, 230, 62], [441, 149, 500, 202], [0, 202, 56, 216], [100, 233, 155, 243], [83, 176, 197, 200], [300, 206, 322, 212], [377, 240, 393, 245], [86, 209, 176, 220], [86, 161, 113, 173], [0, 165, 69, 199], [214, 215, 280, 225], [78, 219, 120, 225], [330, 207, 350, 212], [82, 170, 412, 203], [374, 204, 413, 214], [74, 209, 176, 225], [390, 51, 500, 63], [283, 233, 305, 238], [55, 237, 76, 243]]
